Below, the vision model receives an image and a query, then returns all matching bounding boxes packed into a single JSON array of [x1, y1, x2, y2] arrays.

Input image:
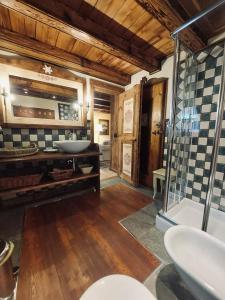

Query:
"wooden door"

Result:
[[140, 79, 167, 187], [118, 85, 141, 186]]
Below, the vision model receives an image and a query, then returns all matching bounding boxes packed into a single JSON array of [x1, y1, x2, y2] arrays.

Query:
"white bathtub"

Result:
[[156, 198, 225, 243]]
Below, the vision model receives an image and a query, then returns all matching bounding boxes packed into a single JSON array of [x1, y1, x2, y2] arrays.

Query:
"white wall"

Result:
[[125, 55, 174, 118]]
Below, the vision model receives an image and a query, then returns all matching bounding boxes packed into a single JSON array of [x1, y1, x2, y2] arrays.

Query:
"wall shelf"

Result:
[[0, 145, 101, 204], [0, 150, 101, 164], [0, 172, 99, 200]]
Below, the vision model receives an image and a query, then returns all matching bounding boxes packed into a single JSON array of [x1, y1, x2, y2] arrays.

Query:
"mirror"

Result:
[[0, 53, 86, 128], [10, 75, 81, 123]]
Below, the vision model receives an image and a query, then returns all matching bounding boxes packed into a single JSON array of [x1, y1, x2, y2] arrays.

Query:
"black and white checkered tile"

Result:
[[0, 127, 91, 150], [163, 41, 225, 211]]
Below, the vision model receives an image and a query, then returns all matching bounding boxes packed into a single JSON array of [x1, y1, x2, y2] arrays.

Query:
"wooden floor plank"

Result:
[[17, 184, 160, 300]]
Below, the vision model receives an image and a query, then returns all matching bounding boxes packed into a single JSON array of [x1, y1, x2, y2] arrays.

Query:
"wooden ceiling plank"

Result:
[[46, 26, 59, 47], [106, 0, 139, 38], [9, 9, 26, 35], [135, 0, 206, 51], [24, 15, 36, 38], [71, 40, 92, 57], [0, 0, 160, 72], [36, 21, 59, 47], [35, 21, 49, 44], [56, 31, 76, 52], [0, 6, 12, 29], [119, 64, 141, 74], [112, 0, 137, 25], [85, 47, 106, 64], [0, 28, 130, 85], [95, 0, 119, 17], [123, 12, 152, 41], [136, 18, 162, 43], [121, 3, 145, 30]]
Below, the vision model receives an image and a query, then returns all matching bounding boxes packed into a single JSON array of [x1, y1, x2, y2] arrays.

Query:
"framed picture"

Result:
[[99, 119, 109, 135]]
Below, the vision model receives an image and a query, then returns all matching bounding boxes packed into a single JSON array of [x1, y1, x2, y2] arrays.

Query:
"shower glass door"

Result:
[[207, 41, 225, 242], [165, 44, 198, 212], [163, 41, 222, 231]]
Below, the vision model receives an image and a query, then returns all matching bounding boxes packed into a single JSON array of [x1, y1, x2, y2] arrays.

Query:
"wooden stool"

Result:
[[152, 168, 166, 198]]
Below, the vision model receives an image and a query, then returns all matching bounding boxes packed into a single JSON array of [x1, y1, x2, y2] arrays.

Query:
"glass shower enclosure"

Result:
[[156, 4, 225, 243]]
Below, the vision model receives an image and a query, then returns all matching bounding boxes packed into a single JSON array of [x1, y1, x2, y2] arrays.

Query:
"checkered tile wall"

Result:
[[0, 123, 91, 150], [163, 41, 225, 211]]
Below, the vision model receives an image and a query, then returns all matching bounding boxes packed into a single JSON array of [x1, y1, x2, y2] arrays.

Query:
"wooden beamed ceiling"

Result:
[[0, 0, 219, 86], [135, 0, 205, 51], [0, 0, 163, 72]]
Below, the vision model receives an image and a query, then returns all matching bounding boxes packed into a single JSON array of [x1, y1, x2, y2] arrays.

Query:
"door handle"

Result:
[[152, 130, 158, 135], [152, 130, 163, 135]]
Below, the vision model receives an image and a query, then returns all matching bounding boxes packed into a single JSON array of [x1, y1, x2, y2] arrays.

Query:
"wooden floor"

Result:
[[17, 184, 160, 300]]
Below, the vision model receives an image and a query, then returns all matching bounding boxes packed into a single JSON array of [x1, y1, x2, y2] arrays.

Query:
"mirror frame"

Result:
[[0, 54, 87, 129]]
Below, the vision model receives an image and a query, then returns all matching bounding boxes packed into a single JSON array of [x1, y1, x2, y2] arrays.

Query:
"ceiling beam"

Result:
[[90, 79, 124, 95], [0, 0, 161, 72], [136, 0, 206, 52], [0, 54, 86, 83], [0, 28, 130, 86]]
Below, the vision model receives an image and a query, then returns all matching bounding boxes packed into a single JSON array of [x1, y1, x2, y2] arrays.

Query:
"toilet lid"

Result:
[[80, 274, 156, 300]]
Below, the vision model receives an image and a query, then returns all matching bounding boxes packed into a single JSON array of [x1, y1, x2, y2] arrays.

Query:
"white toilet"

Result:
[[80, 274, 156, 300]]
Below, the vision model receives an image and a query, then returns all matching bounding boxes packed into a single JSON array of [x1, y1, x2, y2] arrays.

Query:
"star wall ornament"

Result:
[[42, 64, 53, 75]]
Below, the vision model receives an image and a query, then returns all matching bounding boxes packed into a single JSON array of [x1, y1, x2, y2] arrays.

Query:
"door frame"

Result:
[[90, 80, 124, 173]]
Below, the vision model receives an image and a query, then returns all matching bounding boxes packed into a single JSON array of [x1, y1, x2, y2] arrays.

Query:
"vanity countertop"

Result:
[[0, 150, 101, 164]]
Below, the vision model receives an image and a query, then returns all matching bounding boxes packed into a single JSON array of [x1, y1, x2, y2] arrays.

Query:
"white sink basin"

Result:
[[54, 140, 91, 153], [164, 225, 225, 300]]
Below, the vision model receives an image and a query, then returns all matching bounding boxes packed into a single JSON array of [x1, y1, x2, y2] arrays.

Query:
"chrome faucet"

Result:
[[66, 129, 77, 141]]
